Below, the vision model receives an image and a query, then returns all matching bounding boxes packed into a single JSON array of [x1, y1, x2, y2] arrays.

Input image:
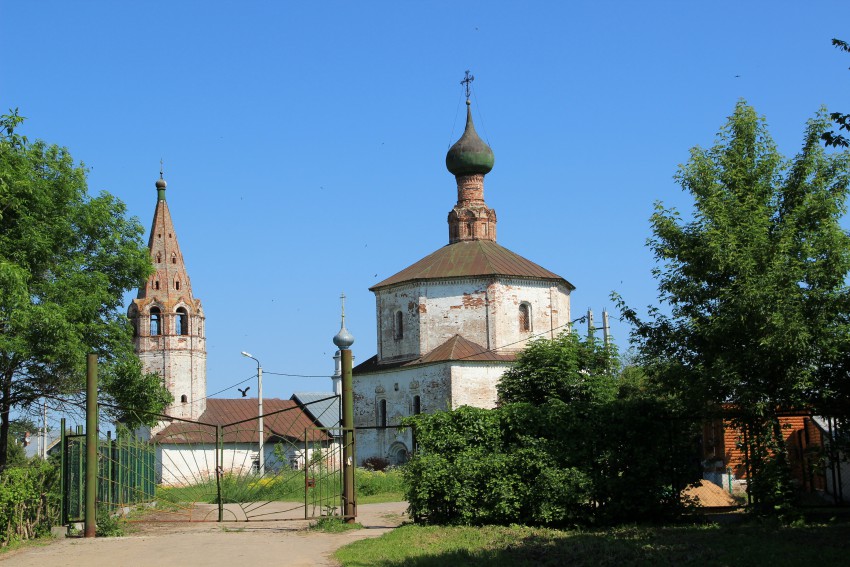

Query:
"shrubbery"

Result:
[[0, 460, 59, 547], [403, 333, 701, 526]]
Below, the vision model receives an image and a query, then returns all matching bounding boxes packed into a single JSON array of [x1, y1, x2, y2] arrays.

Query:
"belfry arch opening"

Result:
[[150, 307, 162, 336], [176, 307, 189, 335]]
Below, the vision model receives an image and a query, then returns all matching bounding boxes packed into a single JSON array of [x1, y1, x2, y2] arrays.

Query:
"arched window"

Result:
[[176, 307, 189, 335], [466, 222, 473, 237], [155, 252, 161, 263], [150, 307, 161, 336], [180, 394, 188, 403], [175, 280, 181, 291], [519, 303, 531, 333], [393, 311, 404, 340], [171, 252, 177, 264], [413, 395, 421, 415], [378, 399, 387, 427]]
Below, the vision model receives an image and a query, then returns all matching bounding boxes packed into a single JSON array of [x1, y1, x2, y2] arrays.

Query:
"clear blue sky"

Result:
[[3, 1, 849, 403]]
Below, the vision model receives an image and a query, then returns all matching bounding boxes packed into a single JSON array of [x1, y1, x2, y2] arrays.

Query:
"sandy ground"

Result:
[[0, 502, 408, 567]]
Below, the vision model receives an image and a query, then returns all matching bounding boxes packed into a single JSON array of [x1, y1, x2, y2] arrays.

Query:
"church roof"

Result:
[[370, 239, 574, 291], [353, 334, 515, 374], [420, 334, 515, 363], [152, 398, 328, 444]]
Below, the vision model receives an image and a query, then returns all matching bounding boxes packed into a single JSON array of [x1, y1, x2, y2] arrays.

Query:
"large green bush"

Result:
[[0, 460, 59, 547], [403, 333, 701, 526]]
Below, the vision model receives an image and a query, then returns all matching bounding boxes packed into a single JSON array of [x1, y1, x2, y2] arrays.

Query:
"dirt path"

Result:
[[0, 502, 408, 567]]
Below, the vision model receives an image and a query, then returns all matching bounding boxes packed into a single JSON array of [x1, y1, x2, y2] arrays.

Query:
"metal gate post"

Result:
[[84, 354, 98, 537], [341, 348, 355, 523], [216, 425, 223, 522]]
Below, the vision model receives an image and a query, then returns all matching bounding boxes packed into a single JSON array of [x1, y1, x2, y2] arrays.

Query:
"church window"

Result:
[[181, 394, 188, 403], [171, 253, 177, 264], [150, 307, 161, 336], [154, 280, 160, 290], [393, 311, 404, 340], [466, 222, 473, 237], [156, 252, 161, 263], [176, 307, 189, 335], [413, 395, 421, 415], [519, 302, 531, 333], [378, 399, 387, 427], [175, 280, 181, 291]]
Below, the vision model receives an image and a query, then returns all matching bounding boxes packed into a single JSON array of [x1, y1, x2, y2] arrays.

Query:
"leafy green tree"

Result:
[[0, 110, 171, 467], [497, 330, 619, 406], [618, 101, 850, 509], [822, 39, 850, 149]]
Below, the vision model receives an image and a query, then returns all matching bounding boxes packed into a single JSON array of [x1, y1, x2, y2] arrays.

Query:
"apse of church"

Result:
[[128, 170, 207, 424]]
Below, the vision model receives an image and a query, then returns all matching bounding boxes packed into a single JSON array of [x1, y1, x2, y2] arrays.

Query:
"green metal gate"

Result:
[[62, 404, 352, 523]]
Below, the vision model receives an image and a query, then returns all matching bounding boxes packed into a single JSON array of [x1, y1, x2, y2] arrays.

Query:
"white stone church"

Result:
[[352, 97, 574, 465]]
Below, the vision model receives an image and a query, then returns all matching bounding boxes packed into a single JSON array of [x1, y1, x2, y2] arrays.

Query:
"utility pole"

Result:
[[240, 352, 264, 476], [602, 309, 610, 348]]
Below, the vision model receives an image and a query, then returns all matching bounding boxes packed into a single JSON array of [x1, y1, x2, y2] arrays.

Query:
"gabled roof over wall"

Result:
[[354, 334, 515, 374]]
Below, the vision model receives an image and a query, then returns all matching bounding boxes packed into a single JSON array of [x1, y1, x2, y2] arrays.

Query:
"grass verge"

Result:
[[335, 519, 850, 566]]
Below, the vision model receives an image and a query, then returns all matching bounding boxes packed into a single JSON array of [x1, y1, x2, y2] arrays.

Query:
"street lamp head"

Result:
[[241, 351, 253, 358]]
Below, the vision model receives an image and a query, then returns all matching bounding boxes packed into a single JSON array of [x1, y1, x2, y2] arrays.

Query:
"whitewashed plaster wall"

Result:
[[449, 362, 512, 409], [353, 361, 512, 464], [156, 441, 330, 486], [375, 277, 571, 361]]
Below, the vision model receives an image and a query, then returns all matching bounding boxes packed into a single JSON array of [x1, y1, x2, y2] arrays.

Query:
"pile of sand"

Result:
[[682, 479, 740, 507]]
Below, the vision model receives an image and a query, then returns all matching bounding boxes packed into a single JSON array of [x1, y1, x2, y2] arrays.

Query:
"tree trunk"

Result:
[[0, 371, 12, 468]]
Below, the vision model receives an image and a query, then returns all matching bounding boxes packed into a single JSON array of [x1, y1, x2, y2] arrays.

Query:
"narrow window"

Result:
[[466, 222, 473, 236], [175, 280, 181, 290], [519, 303, 531, 332], [154, 280, 160, 290], [394, 311, 404, 340], [171, 252, 177, 264], [150, 307, 161, 336], [378, 399, 387, 427], [156, 252, 162, 263], [176, 307, 189, 335], [413, 395, 421, 415], [180, 394, 188, 403]]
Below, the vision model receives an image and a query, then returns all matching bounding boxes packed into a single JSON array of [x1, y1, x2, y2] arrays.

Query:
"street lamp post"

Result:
[[241, 351, 264, 476]]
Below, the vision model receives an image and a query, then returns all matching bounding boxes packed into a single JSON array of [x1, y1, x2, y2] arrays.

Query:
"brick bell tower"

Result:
[[128, 168, 206, 425]]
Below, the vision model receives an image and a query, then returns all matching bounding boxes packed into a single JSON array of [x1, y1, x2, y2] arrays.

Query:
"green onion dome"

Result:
[[446, 101, 494, 176]]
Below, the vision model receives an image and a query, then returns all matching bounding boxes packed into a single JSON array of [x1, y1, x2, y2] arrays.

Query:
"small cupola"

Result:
[[445, 100, 494, 177]]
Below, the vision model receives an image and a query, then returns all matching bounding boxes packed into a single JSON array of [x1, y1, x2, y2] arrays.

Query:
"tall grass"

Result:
[[156, 468, 405, 505]]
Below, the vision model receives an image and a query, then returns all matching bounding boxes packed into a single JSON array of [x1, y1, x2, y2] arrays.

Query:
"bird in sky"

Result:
[[238, 387, 250, 397]]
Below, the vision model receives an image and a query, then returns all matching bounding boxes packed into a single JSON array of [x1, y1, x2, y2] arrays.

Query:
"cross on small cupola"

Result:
[[461, 70, 474, 100]]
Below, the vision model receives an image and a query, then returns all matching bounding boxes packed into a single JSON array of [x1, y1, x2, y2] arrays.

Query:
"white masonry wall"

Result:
[[353, 360, 512, 465], [375, 277, 571, 360]]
